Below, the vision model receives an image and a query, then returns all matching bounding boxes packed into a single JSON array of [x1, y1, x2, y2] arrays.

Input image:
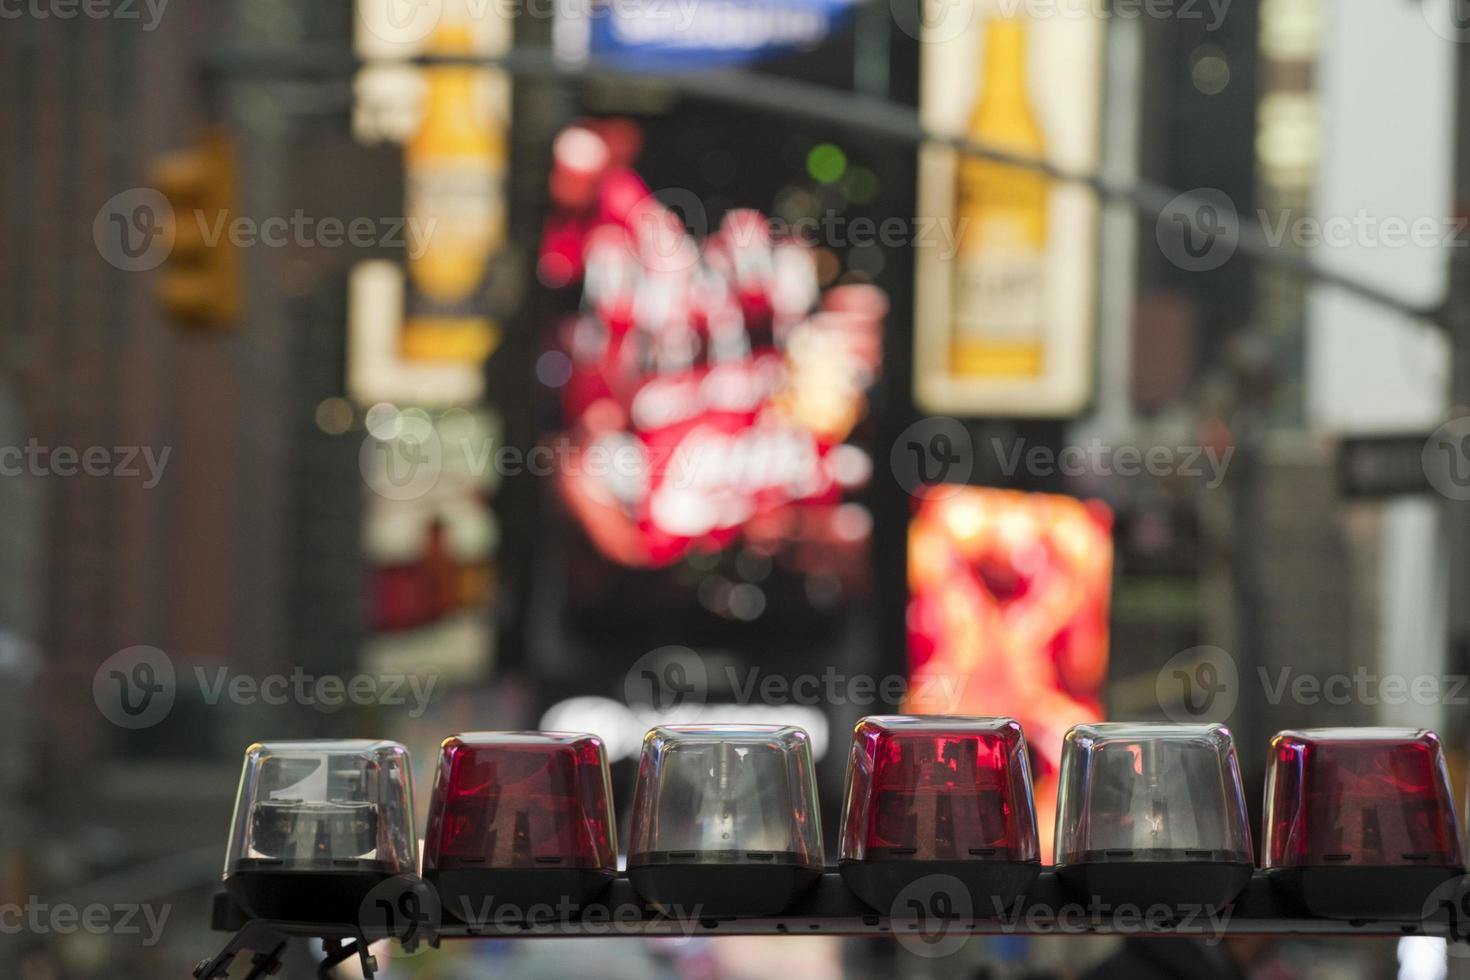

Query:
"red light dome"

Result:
[[1263, 728, 1464, 919], [838, 716, 1040, 913], [423, 732, 617, 924]]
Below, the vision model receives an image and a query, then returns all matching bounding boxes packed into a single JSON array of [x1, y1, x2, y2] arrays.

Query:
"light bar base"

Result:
[[1056, 861, 1253, 911], [428, 868, 617, 925], [839, 859, 1040, 916], [628, 863, 823, 917], [1267, 865, 1465, 921], [225, 867, 397, 926]]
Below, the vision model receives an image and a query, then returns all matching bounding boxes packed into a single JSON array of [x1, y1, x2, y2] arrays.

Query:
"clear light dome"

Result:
[[224, 740, 416, 876], [423, 732, 617, 872], [628, 724, 823, 866], [1055, 722, 1253, 866]]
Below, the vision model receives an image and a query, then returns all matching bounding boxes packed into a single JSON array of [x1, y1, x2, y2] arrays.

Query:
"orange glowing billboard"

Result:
[[906, 486, 1113, 857]]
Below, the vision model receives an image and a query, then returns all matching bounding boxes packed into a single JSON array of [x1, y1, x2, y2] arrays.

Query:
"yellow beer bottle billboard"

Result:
[[402, 20, 504, 363], [951, 14, 1049, 379]]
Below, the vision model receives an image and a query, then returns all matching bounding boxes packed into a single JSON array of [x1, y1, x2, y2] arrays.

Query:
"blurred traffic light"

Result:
[[149, 127, 240, 329]]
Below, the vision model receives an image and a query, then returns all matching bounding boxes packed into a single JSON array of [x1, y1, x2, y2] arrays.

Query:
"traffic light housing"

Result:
[[149, 127, 240, 329]]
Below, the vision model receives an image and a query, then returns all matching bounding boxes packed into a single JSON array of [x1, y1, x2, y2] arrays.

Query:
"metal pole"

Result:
[[201, 44, 1440, 325], [1444, 22, 1470, 976], [1446, 21, 1470, 760]]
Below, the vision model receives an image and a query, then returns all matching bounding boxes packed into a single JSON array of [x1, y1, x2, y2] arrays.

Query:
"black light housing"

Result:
[[223, 740, 416, 924], [1054, 723, 1253, 909], [626, 724, 824, 917]]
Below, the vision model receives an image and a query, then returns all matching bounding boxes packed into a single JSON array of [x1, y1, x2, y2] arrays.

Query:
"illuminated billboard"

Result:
[[913, 0, 1104, 417], [907, 486, 1113, 856], [539, 119, 886, 569]]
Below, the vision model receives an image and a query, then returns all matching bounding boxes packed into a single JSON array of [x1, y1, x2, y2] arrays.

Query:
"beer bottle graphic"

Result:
[[951, 13, 1049, 379], [402, 20, 503, 362]]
